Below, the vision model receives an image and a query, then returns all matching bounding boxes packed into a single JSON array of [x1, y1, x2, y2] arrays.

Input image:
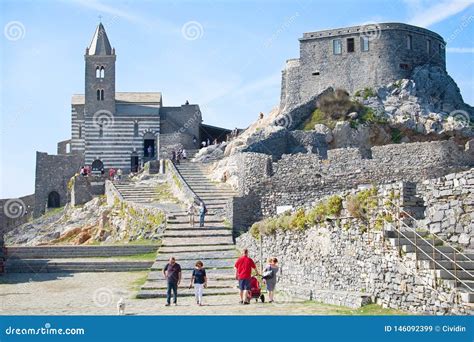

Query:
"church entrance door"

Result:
[[131, 153, 139, 173]]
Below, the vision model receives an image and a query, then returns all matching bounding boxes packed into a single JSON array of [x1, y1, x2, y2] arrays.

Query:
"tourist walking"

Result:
[[198, 201, 207, 228], [193, 136, 197, 148], [189, 260, 207, 305], [182, 148, 187, 159], [116, 168, 122, 181], [163, 257, 182, 306], [188, 202, 196, 227], [262, 257, 279, 303], [234, 249, 257, 305]]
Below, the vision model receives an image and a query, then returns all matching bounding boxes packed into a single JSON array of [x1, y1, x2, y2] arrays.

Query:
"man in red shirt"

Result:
[[234, 249, 257, 304]]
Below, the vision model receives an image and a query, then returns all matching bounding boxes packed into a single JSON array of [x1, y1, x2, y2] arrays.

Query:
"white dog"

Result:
[[117, 297, 125, 315]]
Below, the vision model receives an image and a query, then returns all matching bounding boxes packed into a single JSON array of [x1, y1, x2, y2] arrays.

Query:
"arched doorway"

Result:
[[143, 132, 156, 160], [47, 191, 60, 208], [91, 159, 104, 173]]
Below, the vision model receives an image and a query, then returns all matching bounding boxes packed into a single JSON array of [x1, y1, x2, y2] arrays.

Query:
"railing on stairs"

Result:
[[381, 203, 474, 294]]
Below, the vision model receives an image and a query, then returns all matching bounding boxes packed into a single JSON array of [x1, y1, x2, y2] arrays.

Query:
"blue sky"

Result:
[[1, 0, 473, 198]]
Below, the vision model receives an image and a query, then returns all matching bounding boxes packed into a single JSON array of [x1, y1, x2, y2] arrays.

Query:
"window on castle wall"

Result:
[[333, 39, 342, 55], [399, 63, 410, 70], [426, 39, 431, 54], [134, 122, 139, 137], [347, 38, 355, 53], [100, 66, 105, 78], [439, 43, 444, 54], [361, 36, 369, 51], [95, 66, 100, 78], [407, 35, 412, 50]]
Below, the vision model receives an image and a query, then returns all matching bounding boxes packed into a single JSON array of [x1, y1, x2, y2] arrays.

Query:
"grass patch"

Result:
[[42, 206, 65, 219], [305, 302, 408, 315], [130, 272, 149, 293], [154, 183, 179, 203], [116, 252, 157, 261]]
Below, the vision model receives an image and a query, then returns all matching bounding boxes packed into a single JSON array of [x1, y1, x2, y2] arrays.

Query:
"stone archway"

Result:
[[143, 132, 156, 159], [47, 191, 60, 208]]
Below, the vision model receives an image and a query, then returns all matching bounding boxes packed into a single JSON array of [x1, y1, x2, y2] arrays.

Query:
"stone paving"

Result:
[[0, 272, 377, 315]]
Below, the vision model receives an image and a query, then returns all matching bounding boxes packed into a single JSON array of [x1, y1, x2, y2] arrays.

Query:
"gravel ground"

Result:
[[0, 272, 369, 316]]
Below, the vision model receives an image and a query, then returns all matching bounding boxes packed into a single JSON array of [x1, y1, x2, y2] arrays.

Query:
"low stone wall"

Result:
[[166, 160, 198, 206], [70, 175, 106, 207], [236, 182, 471, 315], [418, 169, 474, 248]]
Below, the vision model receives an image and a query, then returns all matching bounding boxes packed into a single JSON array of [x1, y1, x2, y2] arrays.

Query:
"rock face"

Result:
[[5, 196, 165, 246]]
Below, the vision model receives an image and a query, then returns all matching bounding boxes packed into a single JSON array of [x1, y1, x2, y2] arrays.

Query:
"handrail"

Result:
[[384, 197, 473, 263], [383, 207, 474, 291]]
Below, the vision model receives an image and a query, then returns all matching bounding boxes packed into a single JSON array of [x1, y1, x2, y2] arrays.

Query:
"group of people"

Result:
[[187, 201, 207, 228], [171, 148, 187, 164], [162, 249, 279, 306], [108, 168, 123, 181]]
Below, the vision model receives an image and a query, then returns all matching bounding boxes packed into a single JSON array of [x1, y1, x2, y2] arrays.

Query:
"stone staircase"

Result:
[[137, 157, 239, 298], [385, 229, 474, 304], [114, 182, 158, 204], [4, 245, 159, 273]]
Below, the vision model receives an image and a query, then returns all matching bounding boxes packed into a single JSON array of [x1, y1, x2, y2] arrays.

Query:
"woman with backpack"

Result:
[[262, 257, 279, 303], [199, 201, 207, 228]]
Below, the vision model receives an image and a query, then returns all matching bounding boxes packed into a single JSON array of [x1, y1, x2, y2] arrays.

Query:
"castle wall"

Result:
[[71, 103, 85, 155], [33, 152, 83, 218], [0, 194, 35, 235], [236, 178, 472, 315], [232, 140, 473, 221], [281, 23, 446, 109]]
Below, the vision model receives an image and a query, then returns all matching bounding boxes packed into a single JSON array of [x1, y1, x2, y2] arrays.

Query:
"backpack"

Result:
[[262, 266, 274, 280]]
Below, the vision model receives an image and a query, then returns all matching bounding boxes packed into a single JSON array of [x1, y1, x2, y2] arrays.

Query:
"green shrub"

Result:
[[326, 195, 343, 216], [391, 128, 403, 143], [306, 202, 327, 225], [290, 208, 307, 230]]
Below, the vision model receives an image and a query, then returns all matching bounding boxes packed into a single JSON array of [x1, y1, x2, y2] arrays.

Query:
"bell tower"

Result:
[[84, 22, 116, 117]]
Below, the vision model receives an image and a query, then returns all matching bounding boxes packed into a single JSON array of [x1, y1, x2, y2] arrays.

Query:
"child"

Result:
[[189, 260, 207, 305]]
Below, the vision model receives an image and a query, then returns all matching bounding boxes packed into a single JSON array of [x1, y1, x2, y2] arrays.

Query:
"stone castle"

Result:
[[280, 23, 446, 109]]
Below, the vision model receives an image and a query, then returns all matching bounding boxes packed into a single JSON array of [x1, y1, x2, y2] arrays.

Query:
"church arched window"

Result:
[[97, 89, 101, 100], [134, 121, 139, 137], [100, 89, 104, 101], [96, 66, 100, 78], [100, 66, 105, 78]]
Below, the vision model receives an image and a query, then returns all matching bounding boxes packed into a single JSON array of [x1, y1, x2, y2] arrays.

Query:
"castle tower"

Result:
[[84, 22, 116, 117]]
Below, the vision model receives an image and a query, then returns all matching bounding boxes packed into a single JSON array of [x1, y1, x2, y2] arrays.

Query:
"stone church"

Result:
[[32, 23, 228, 217]]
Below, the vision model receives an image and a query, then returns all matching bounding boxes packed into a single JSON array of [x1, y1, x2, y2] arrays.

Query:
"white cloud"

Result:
[[405, 0, 474, 27], [446, 47, 474, 53]]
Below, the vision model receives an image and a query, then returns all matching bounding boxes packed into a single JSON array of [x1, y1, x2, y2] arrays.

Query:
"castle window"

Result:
[[95, 66, 100, 78], [407, 35, 412, 50], [347, 38, 355, 53], [100, 89, 104, 101], [312, 71, 320, 76], [134, 122, 139, 137], [426, 39, 431, 54], [97, 89, 101, 101], [100, 66, 105, 78], [333, 39, 342, 55], [439, 43, 444, 54], [360, 36, 369, 51]]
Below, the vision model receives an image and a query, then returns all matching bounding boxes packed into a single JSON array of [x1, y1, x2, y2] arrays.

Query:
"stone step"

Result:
[[165, 227, 231, 232], [5, 259, 153, 273], [156, 250, 238, 261], [162, 236, 233, 247], [136, 287, 237, 299], [158, 245, 236, 253], [141, 279, 237, 290], [401, 245, 461, 254], [459, 291, 474, 304], [388, 237, 443, 247], [418, 260, 474, 271], [163, 231, 232, 238], [436, 269, 474, 280], [414, 251, 474, 261], [147, 269, 235, 281], [151, 258, 234, 270], [5, 245, 159, 259]]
